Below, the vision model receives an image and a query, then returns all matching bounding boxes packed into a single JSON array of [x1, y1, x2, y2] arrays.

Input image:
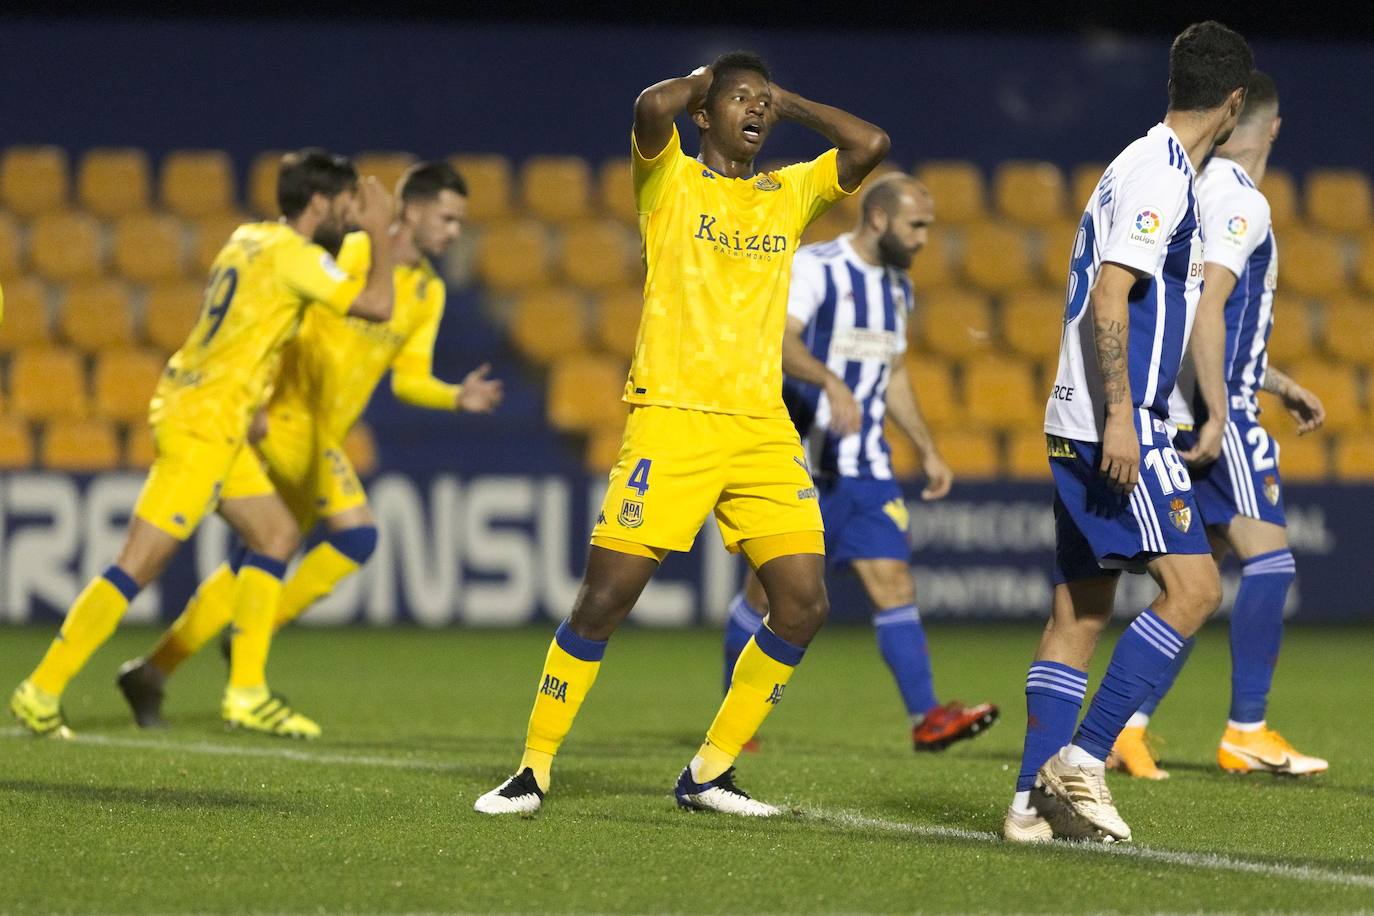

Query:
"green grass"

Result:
[[2, 622, 1372, 914]]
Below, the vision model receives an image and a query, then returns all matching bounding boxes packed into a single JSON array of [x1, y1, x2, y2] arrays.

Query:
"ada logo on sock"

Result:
[[1168, 497, 1193, 533], [1263, 474, 1280, 506], [765, 684, 786, 705], [539, 674, 568, 702]]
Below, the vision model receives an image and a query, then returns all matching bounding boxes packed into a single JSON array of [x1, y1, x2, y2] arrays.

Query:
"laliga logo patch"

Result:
[[1169, 497, 1193, 533], [754, 174, 781, 191], [1263, 475, 1280, 506], [618, 498, 644, 528], [1128, 208, 1162, 248], [1226, 214, 1248, 237]]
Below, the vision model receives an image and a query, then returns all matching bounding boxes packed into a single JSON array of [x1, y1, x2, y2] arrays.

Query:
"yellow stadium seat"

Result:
[[585, 422, 626, 473], [29, 211, 103, 282], [161, 150, 236, 218], [1265, 304, 1317, 365], [832, 162, 903, 223], [112, 213, 186, 283], [509, 289, 587, 365], [1002, 289, 1065, 361], [354, 151, 418, 197], [124, 422, 156, 469], [77, 148, 151, 219], [1036, 218, 1080, 284], [909, 230, 954, 289], [1273, 433, 1329, 482], [0, 278, 52, 350], [92, 348, 163, 423], [1007, 430, 1053, 480], [449, 154, 513, 223], [144, 281, 203, 352], [1358, 231, 1374, 294], [593, 287, 644, 362], [247, 150, 284, 218], [1260, 169, 1299, 230], [917, 288, 996, 359], [0, 417, 35, 469], [961, 221, 1034, 292], [522, 156, 593, 223], [0, 211, 23, 276], [192, 213, 246, 274], [1, 146, 69, 217], [476, 220, 551, 292], [1280, 228, 1347, 297], [902, 355, 960, 431], [547, 353, 627, 433], [1070, 163, 1107, 213], [1277, 361, 1365, 432], [1334, 433, 1374, 481], [1306, 169, 1372, 234], [964, 354, 1041, 431], [599, 159, 636, 224], [559, 219, 638, 290], [1323, 298, 1374, 365], [57, 280, 135, 352], [344, 421, 379, 477], [995, 161, 1067, 225], [8, 347, 88, 420], [936, 429, 1001, 479], [42, 418, 120, 471], [916, 161, 985, 224]]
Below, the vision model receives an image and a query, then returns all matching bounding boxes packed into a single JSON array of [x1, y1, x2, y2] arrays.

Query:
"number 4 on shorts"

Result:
[[627, 458, 652, 497]]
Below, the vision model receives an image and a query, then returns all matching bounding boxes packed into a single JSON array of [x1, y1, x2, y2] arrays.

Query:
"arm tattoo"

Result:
[[1093, 318, 1129, 406], [1262, 367, 1293, 398]]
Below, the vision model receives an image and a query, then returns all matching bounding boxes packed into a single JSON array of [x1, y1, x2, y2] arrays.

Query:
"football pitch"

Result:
[[3, 622, 1372, 914]]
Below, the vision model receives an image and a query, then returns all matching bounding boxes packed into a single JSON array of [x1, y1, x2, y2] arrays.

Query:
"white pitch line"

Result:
[[7, 730, 1374, 891]]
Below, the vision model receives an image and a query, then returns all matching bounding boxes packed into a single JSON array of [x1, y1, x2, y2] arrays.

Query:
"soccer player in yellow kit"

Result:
[[475, 52, 888, 816], [114, 161, 503, 733], [9, 149, 396, 738]]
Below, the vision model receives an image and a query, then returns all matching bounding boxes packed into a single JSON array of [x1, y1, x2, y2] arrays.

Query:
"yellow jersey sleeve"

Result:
[[632, 124, 688, 214], [276, 234, 360, 315], [390, 281, 459, 411], [335, 231, 372, 278], [774, 147, 853, 233]]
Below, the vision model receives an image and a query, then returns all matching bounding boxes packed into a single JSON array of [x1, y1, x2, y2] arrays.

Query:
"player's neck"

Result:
[[282, 214, 318, 241], [697, 141, 754, 180], [391, 224, 423, 268], [847, 232, 885, 269], [1162, 110, 1227, 170], [1213, 146, 1269, 186]]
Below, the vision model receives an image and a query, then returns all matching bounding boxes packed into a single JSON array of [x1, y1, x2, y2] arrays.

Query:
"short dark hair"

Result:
[[399, 160, 468, 203], [1168, 21, 1253, 112], [1238, 70, 1278, 125], [705, 51, 771, 108], [277, 148, 358, 219], [860, 174, 928, 221]]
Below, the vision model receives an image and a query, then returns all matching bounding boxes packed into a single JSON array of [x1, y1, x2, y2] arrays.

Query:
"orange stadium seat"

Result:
[[1358, 231, 1374, 293], [1306, 169, 1372, 234], [42, 418, 120, 471], [522, 156, 593, 223], [1273, 433, 1330, 481], [0, 211, 24, 276], [28, 211, 103, 282], [0, 278, 52, 350], [8, 347, 88, 420], [910, 230, 955, 289], [1006, 430, 1054, 480], [192, 213, 246, 274], [559, 219, 638, 290], [995, 161, 1067, 225], [546, 352, 627, 433], [934, 429, 1001, 478], [1002, 289, 1065, 361], [1, 146, 69, 217], [144, 281, 203, 352], [344, 421, 379, 477], [916, 161, 985, 224], [1265, 304, 1317, 365], [1260, 169, 1299, 230], [247, 150, 284, 218], [1279, 360, 1365, 432], [916, 288, 995, 359], [449, 154, 513, 223], [112, 213, 186, 283], [161, 150, 236, 218], [476, 220, 550, 292], [124, 422, 156, 469], [1035, 218, 1080, 284], [964, 354, 1041, 431], [1070, 163, 1107, 213], [0, 417, 35, 469], [354, 151, 417, 196], [585, 422, 626, 473], [509, 289, 588, 365], [1334, 433, 1374, 481], [598, 159, 637, 224], [77, 148, 152, 219], [1280, 228, 1348, 298], [57, 280, 135, 352], [594, 287, 644, 362], [961, 221, 1034, 292], [1323, 298, 1374, 365], [801, 206, 853, 248], [902, 355, 960, 431], [93, 348, 164, 423]]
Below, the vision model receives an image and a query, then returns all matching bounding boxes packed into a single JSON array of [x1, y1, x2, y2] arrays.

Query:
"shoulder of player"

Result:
[[797, 239, 845, 264]]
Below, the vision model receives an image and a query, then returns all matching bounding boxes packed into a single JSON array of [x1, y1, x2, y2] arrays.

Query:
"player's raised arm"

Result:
[[346, 177, 396, 323], [1177, 264, 1237, 466], [634, 66, 714, 160], [1089, 262, 1142, 493], [769, 85, 890, 192]]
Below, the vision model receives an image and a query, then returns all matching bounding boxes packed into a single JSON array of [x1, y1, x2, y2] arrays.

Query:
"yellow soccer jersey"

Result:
[[272, 232, 457, 441], [628, 125, 851, 417], [150, 222, 361, 442]]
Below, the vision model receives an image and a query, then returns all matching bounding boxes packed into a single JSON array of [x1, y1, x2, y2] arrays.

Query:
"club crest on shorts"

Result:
[[1168, 497, 1192, 533], [1263, 475, 1280, 506], [618, 498, 644, 528]]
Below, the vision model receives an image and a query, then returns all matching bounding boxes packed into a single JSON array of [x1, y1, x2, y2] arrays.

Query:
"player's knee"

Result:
[[328, 525, 378, 565], [1167, 572, 1222, 618], [248, 525, 299, 562]]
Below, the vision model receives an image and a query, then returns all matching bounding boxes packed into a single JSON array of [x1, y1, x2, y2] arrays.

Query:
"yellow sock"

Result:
[[520, 622, 607, 791], [273, 541, 361, 632], [31, 566, 139, 696], [148, 562, 236, 676], [227, 555, 287, 690], [694, 626, 802, 783]]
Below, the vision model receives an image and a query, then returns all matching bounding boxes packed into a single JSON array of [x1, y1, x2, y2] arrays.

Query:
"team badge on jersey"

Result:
[[618, 498, 644, 528], [1263, 475, 1280, 506], [1168, 497, 1193, 533], [754, 174, 781, 191]]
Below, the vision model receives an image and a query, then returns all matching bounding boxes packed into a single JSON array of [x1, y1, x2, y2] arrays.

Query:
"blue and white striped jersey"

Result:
[[1044, 123, 1205, 446], [1170, 157, 1278, 426], [782, 234, 913, 479]]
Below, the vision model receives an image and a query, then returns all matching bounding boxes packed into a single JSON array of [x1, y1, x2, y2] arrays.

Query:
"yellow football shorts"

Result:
[[227, 404, 366, 529], [133, 424, 273, 541], [590, 405, 824, 562]]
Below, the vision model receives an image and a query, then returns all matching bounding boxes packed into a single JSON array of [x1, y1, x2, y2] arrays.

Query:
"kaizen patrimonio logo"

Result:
[[694, 214, 787, 260]]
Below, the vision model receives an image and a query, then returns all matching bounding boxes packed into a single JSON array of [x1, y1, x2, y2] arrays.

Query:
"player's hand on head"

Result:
[[355, 176, 393, 236], [920, 452, 953, 501], [823, 376, 862, 437], [1178, 418, 1223, 468], [458, 363, 504, 413], [1285, 385, 1325, 434], [1100, 416, 1140, 494]]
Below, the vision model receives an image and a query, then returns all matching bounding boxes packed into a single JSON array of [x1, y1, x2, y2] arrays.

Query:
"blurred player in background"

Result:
[[10, 150, 396, 738], [1109, 71, 1329, 780], [1002, 22, 1252, 844], [475, 51, 889, 817], [721, 174, 998, 751], [115, 160, 503, 735]]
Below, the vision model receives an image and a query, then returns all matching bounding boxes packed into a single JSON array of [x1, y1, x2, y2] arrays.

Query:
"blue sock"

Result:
[[1074, 610, 1186, 761], [1229, 549, 1295, 723], [1016, 661, 1088, 791], [1136, 636, 1196, 717], [873, 604, 938, 719], [722, 592, 763, 693]]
